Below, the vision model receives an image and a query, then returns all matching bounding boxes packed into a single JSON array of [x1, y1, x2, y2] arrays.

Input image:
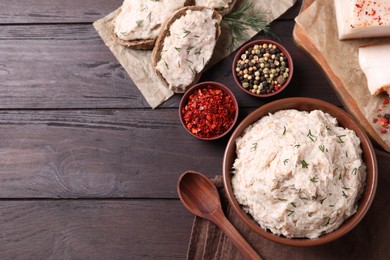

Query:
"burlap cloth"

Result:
[[187, 149, 390, 260]]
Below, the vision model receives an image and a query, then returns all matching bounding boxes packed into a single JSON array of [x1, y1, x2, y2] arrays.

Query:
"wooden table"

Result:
[[0, 0, 387, 258]]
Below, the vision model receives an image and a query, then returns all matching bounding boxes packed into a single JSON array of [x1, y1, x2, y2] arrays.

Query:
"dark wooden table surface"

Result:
[[0, 0, 388, 259]]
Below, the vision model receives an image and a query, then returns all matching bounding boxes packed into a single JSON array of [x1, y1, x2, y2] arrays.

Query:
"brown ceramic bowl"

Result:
[[232, 39, 293, 97], [223, 97, 377, 246], [179, 81, 239, 140]]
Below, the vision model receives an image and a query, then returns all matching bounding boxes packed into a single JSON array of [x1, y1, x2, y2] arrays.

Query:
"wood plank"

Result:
[[0, 108, 387, 199], [0, 199, 193, 259], [0, 0, 300, 24], [0, 109, 227, 198], [0, 0, 122, 24], [0, 20, 341, 109]]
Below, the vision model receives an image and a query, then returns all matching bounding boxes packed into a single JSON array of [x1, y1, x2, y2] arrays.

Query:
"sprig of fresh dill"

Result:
[[224, 0, 274, 50]]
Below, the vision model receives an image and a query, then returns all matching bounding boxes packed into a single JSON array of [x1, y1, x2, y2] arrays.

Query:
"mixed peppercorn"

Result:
[[181, 85, 236, 139], [373, 97, 390, 134], [235, 42, 290, 95]]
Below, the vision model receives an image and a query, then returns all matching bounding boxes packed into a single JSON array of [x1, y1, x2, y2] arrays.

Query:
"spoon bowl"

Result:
[[177, 171, 262, 260]]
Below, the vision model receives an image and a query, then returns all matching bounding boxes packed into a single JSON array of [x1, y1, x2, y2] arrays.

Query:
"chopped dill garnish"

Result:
[[287, 210, 294, 216], [174, 47, 182, 52], [187, 46, 194, 53], [294, 144, 300, 148], [352, 168, 358, 175], [251, 142, 257, 151], [183, 29, 191, 38], [319, 144, 325, 152], [302, 160, 309, 169], [336, 135, 346, 143], [319, 197, 326, 204], [136, 20, 143, 27], [342, 190, 348, 198], [290, 202, 296, 207], [282, 126, 286, 135], [283, 159, 289, 165], [323, 218, 330, 227], [278, 198, 287, 201], [310, 176, 318, 183], [188, 66, 196, 75], [307, 130, 316, 142]]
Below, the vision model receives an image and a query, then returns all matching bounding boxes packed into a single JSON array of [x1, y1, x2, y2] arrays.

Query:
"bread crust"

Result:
[[215, 0, 238, 15], [110, 0, 194, 50], [151, 6, 222, 93]]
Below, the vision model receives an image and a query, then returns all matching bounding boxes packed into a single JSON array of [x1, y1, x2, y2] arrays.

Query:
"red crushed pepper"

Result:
[[181, 85, 236, 139]]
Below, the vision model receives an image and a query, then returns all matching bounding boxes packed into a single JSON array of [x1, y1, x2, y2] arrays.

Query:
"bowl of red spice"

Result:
[[232, 39, 293, 97], [179, 81, 239, 140]]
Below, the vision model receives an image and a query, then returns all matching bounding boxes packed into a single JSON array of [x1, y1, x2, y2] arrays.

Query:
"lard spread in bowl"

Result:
[[223, 98, 377, 246]]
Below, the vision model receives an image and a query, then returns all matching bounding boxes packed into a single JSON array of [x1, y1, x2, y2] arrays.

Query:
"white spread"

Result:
[[334, 0, 390, 40], [232, 109, 366, 239], [156, 9, 220, 90], [359, 44, 390, 95], [195, 0, 232, 9], [114, 0, 187, 41]]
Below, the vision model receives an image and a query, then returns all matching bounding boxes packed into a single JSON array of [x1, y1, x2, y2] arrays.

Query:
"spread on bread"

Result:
[[153, 7, 222, 92], [334, 0, 390, 40], [112, 0, 190, 48], [195, 0, 233, 10], [359, 44, 390, 95]]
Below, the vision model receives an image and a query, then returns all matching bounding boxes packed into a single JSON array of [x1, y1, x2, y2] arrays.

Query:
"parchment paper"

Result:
[[93, 0, 296, 108], [295, 0, 390, 150]]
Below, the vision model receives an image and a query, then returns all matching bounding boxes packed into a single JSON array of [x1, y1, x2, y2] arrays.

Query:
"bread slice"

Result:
[[151, 6, 222, 93], [110, 0, 194, 50], [195, 0, 238, 15]]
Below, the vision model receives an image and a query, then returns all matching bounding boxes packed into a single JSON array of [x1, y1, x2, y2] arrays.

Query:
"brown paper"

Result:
[[93, 0, 297, 108], [294, 0, 390, 151]]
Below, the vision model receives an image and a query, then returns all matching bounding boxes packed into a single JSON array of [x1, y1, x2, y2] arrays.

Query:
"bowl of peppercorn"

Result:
[[232, 39, 293, 97], [179, 81, 239, 140]]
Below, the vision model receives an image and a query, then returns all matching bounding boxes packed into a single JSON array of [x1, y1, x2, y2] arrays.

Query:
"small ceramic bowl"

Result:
[[223, 97, 377, 246], [179, 81, 239, 140], [232, 39, 293, 97]]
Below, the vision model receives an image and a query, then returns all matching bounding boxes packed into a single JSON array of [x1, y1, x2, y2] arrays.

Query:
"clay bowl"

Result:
[[232, 39, 293, 97], [223, 97, 377, 246], [179, 81, 239, 140]]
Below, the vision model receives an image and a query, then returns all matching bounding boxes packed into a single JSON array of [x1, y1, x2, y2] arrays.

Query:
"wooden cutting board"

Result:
[[293, 0, 390, 152]]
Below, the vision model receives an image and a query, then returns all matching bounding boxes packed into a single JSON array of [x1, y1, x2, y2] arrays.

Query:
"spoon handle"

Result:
[[211, 209, 262, 260]]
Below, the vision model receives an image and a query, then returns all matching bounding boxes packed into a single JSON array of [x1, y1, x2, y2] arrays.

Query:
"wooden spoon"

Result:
[[177, 171, 262, 260]]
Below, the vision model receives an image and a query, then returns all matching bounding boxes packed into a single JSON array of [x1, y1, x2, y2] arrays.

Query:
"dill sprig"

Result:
[[224, 0, 273, 50]]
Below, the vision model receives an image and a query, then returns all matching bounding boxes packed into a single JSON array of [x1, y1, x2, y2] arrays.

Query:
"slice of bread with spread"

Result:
[[151, 6, 222, 93], [195, 0, 238, 15], [110, 0, 194, 50]]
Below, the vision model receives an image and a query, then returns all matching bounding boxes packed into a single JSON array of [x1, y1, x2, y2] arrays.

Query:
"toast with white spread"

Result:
[[195, 0, 237, 15], [151, 6, 222, 92], [111, 0, 193, 49]]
